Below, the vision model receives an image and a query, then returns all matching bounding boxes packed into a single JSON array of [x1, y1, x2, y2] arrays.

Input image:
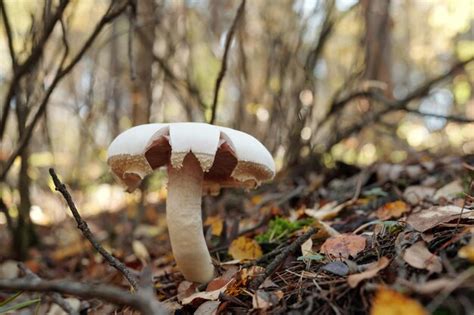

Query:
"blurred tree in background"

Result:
[[0, 0, 473, 258]]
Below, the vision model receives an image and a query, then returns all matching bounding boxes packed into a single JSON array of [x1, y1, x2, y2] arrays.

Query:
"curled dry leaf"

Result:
[[403, 241, 442, 273], [252, 290, 284, 310], [132, 240, 150, 262], [228, 236, 263, 260], [320, 234, 366, 258], [305, 201, 346, 220], [370, 287, 428, 315], [347, 256, 390, 288], [375, 200, 410, 220], [406, 205, 474, 232]]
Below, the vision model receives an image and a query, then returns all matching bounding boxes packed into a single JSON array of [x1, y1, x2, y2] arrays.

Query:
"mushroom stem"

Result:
[[166, 153, 215, 283]]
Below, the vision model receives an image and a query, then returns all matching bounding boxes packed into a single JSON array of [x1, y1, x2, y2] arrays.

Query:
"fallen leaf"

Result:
[[51, 240, 91, 261], [301, 238, 313, 256], [347, 257, 390, 288], [403, 241, 442, 273], [321, 261, 349, 276], [433, 180, 464, 201], [204, 216, 224, 237], [375, 201, 410, 220], [132, 240, 149, 262], [406, 205, 474, 232], [403, 186, 435, 205], [194, 301, 220, 315], [320, 234, 366, 258], [182, 279, 233, 305], [0, 260, 19, 280], [305, 201, 346, 220], [398, 277, 463, 294], [370, 287, 427, 315], [252, 290, 284, 310], [458, 244, 474, 262], [228, 236, 263, 260]]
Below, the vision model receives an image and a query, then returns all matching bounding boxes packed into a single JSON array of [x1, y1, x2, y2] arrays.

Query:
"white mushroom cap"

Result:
[[107, 122, 275, 193]]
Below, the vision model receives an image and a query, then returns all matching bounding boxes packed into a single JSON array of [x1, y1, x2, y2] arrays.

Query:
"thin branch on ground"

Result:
[[0, 278, 169, 315], [48, 168, 139, 290], [208, 0, 246, 125], [249, 226, 318, 290], [17, 263, 78, 315]]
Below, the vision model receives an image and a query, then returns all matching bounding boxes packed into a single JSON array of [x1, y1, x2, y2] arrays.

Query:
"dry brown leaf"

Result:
[[370, 287, 428, 315], [347, 257, 390, 288], [204, 215, 224, 237], [375, 201, 410, 220], [320, 234, 366, 258], [228, 236, 263, 260], [406, 205, 474, 232], [181, 279, 234, 305], [252, 289, 284, 310], [403, 186, 435, 205], [51, 240, 91, 261], [403, 241, 442, 273]]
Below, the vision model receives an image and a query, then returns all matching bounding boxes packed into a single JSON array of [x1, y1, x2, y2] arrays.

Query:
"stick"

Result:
[[0, 278, 168, 315], [49, 168, 139, 290], [18, 263, 78, 315], [249, 226, 317, 290]]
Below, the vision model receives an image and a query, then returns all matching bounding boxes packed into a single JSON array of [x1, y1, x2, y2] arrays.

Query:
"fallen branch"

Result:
[[249, 226, 317, 290], [208, 0, 246, 125], [49, 168, 139, 290], [18, 263, 78, 315], [0, 278, 168, 315]]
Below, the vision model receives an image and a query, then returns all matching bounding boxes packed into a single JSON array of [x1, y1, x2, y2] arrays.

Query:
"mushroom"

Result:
[[107, 123, 275, 283]]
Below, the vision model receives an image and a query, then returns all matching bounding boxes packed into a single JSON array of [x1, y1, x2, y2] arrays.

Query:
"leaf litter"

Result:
[[1, 156, 473, 314]]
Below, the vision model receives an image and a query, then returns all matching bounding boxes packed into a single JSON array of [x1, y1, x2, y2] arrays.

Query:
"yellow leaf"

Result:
[[228, 237, 263, 260], [251, 195, 263, 205], [458, 244, 474, 262], [370, 287, 428, 315], [204, 216, 224, 237]]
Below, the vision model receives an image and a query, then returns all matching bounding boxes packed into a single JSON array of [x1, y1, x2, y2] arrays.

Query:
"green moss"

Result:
[[255, 217, 314, 243]]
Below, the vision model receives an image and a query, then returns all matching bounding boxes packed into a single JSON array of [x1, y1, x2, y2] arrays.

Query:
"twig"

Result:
[[17, 263, 78, 315], [0, 0, 129, 181], [249, 226, 317, 290], [48, 168, 139, 290], [0, 0, 70, 139], [0, 197, 14, 233], [0, 278, 168, 315], [208, 0, 246, 125]]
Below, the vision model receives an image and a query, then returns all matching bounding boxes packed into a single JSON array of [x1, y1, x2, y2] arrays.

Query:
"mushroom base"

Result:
[[166, 153, 215, 283]]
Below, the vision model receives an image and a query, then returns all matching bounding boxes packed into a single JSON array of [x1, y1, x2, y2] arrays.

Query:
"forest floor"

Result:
[[1, 155, 474, 314]]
